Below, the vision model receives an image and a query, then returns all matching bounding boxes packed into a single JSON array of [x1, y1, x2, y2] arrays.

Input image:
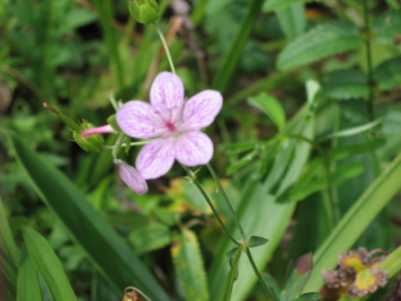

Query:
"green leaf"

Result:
[[322, 69, 369, 100], [326, 119, 381, 139], [17, 258, 42, 301], [248, 93, 286, 130], [0, 198, 20, 266], [248, 236, 268, 248], [374, 57, 401, 91], [278, 22, 363, 70], [223, 248, 242, 301], [171, 228, 209, 301], [23, 228, 77, 301], [277, 3, 306, 40], [263, 0, 306, 11], [129, 222, 172, 255], [303, 151, 401, 292], [294, 292, 320, 301], [213, 0, 264, 92], [9, 133, 171, 301]]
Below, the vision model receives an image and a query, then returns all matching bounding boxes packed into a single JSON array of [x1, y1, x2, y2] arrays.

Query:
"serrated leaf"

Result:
[[9, 133, 170, 301], [248, 236, 268, 248], [374, 57, 401, 91], [278, 22, 363, 70], [171, 229, 209, 301], [248, 93, 286, 130], [322, 69, 369, 100], [223, 247, 242, 301], [17, 258, 42, 301], [23, 228, 78, 301]]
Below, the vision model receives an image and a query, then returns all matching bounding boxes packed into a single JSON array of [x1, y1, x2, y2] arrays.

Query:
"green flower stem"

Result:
[[206, 164, 278, 301], [156, 25, 176, 74], [378, 246, 401, 278], [183, 166, 240, 246]]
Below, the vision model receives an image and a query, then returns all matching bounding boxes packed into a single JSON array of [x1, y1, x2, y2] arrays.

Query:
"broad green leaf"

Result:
[[0, 198, 20, 266], [322, 69, 369, 100], [129, 222, 172, 255], [303, 151, 401, 292], [374, 57, 401, 91], [171, 228, 209, 301], [278, 22, 363, 70], [277, 3, 306, 40], [248, 93, 286, 130], [9, 134, 171, 301], [263, 0, 306, 11], [17, 258, 42, 301], [23, 228, 77, 301]]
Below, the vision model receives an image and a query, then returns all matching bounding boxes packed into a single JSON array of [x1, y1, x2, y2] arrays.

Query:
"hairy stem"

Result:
[[156, 26, 176, 74]]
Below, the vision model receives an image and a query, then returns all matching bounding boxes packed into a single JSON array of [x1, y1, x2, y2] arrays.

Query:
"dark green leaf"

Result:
[[248, 236, 268, 248], [23, 228, 77, 301], [278, 22, 363, 70], [9, 133, 170, 301]]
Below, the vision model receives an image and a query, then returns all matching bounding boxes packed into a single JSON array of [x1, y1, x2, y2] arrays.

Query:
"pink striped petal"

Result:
[[81, 124, 114, 137], [181, 90, 223, 130], [150, 72, 184, 122], [116, 101, 166, 139], [135, 138, 175, 180], [175, 131, 213, 166], [118, 162, 148, 195]]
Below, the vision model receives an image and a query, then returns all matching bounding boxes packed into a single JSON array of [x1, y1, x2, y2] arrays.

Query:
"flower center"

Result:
[[165, 121, 177, 132]]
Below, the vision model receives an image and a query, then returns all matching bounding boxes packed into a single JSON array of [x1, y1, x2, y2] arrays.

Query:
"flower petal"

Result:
[[118, 162, 148, 195], [181, 90, 223, 130], [136, 138, 175, 180], [175, 131, 213, 166], [150, 72, 184, 122], [116, 101, 166, 139]]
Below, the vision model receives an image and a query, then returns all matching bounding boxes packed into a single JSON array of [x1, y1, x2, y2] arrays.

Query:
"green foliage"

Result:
[[16, 259, 42, 301], [9, 134, 170, 300], [2, 1, 401, 301], [278, 22, 363, 70], [23, 228, 78, 301], [171, 228, 209, 301]]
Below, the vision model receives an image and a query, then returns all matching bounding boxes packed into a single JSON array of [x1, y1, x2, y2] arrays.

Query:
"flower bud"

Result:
[[128, 0, 160, 24], [73, 121, 104, 152]]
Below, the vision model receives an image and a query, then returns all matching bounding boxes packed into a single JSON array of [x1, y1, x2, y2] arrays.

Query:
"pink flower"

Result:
[[81, 124, 114, 137], [116, 72, 223, 180], [118, 162, 148, 195]]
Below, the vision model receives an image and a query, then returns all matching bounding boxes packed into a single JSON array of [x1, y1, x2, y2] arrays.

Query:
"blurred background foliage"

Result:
[[1, 0, 401, 300]]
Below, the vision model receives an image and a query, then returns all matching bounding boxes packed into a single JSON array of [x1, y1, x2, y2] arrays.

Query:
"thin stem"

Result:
[[182, 166, 240, 246], [112, 134, 124, 163], [206, 164, 247, 240], [363, 0, 374, 121], [156, 26, 176, 74], [206, 164, 277, 301]]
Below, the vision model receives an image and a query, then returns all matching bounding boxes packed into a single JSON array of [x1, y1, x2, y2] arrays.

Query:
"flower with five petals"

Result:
[[116, 72, 223, 180]]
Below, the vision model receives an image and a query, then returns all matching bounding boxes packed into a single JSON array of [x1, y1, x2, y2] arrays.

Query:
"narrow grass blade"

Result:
[[0, 198, 20, 266], [23, 228, 78, 301], [212, 0, 264, 92], [17, 258, 42, 301], [9, 134, 171, 301]]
